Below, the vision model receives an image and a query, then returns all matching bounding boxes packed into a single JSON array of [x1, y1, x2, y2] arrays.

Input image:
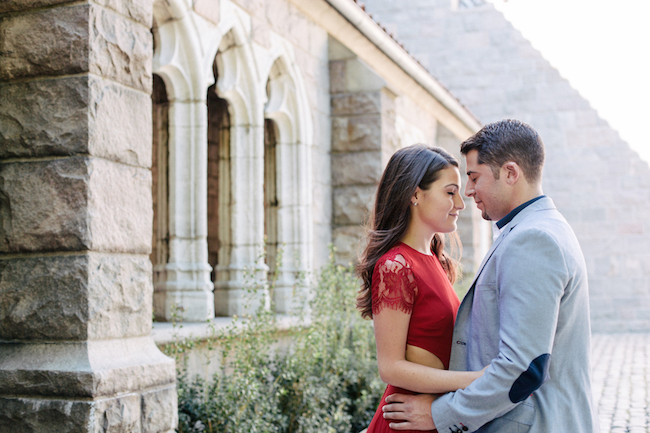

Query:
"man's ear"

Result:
[[502, 162, 521, 185]]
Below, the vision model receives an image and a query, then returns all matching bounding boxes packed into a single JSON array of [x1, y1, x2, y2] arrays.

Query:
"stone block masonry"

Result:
[[0, 1, 177, 431], [362, 0, 650, 332], [329, 40, 396, 265], [0, 76, 152, 164], [327, 33, 486, 269]]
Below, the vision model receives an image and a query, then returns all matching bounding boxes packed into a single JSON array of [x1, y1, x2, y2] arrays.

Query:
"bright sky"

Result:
[[488, 0, 650, 163]]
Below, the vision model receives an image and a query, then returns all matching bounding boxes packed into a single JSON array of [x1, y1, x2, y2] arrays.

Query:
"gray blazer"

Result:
[[430, 197, 599, 433]]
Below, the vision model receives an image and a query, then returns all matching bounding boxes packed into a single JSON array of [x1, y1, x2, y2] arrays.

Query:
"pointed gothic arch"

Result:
[[209, 25, 269, 316], [151, 0, 314, 318], [152, 0, 214, 321], [262, 50, 314, 314], [151, 73, 170, 321]]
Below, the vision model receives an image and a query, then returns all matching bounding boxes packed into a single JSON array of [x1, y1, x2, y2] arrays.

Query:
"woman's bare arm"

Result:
[[373, 307, 484, 394]]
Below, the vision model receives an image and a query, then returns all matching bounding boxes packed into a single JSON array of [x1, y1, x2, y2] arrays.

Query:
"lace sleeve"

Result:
[[371, 253, 418, 315]]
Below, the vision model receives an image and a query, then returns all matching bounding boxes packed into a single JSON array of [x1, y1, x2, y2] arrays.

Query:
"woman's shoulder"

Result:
[[377, 244, 411, 265], [374, 244, 415, 276], [372, 245, 419, 313], [377, 243, 446, 283]]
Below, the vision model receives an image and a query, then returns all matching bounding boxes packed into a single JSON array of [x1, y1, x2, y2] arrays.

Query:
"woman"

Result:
[[357, 145, 482, 432]]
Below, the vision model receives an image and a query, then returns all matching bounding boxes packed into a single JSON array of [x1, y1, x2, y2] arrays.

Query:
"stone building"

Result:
[[4, 0, 646, 429], [1, 0, 488, 430], [147, 0, 489, 323], [362, 0, 650, 333]]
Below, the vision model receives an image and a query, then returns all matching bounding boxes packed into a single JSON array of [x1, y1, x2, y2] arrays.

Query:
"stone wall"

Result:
[[231, 0, 333, 270], [329, 37, 396, 264], [362, 0, 650, 331], [150, 0, 486, 318], [152, 0, 325, 318], [328, 36, 488, 271], [0, 1, 177, 431]]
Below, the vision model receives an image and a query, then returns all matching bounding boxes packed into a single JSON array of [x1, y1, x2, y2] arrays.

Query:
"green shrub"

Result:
[[167, 249, 383, 433]]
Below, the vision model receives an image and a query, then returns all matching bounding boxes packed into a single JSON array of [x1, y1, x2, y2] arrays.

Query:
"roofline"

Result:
[[288, 0, 481, 137], [326, 0, 481, 133]]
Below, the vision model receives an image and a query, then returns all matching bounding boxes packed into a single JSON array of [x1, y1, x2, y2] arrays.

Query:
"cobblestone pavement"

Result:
[[592, 333, 650, 433]]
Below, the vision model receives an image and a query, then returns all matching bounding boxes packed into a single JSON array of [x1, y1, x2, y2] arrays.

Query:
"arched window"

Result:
[[152, 3, 314, 319], [264, 116, 279, 287], [152, 73, 170, 321], [151, 5, 216, 322], [207, 66, 231, 286], [211, 29, 268, 316], [263, 57, 314, 314]]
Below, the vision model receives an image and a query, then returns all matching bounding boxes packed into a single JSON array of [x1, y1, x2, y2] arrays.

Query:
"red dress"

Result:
[[366, 243, 460, 433]]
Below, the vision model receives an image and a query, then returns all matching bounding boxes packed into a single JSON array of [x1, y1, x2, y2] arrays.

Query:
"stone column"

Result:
[[154, 99, 215, 322], [265, 69, 314, 315], [273, 139, 312, 314], [329, 38, 398, 265], [0, 2, 177, 432], [214, 122, 268, 316]]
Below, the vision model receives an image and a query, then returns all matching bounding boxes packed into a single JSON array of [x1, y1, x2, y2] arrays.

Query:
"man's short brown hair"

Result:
[[460, 119, 545, 183]]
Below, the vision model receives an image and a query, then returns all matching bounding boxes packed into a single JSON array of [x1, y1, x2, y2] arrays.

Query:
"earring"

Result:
[[413, 202, 418, 206]]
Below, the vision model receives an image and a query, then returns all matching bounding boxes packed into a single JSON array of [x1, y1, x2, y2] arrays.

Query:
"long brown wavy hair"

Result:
[[356, 145, 461, 320]]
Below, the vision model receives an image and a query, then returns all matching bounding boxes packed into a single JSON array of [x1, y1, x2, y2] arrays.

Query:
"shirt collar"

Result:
[[496, 195, 545, 229]]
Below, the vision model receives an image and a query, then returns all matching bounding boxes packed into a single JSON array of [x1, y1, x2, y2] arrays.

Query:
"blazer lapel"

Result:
[[450, 215, 518, 369], [464, 227, 509, 294], [451, 197, 557, 370], [464, 196, 556, 292]]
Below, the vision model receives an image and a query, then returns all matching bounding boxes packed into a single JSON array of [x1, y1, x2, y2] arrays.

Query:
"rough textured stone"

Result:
[[141, 386, 178, 433], [89, 4, 153, 93], [0, 76, 151, 166], [0, 0, 177, 430], [0, 4, 151, 85], [331, 152, 382, 186], [89, 76, 153, 168], [93, 0, 153, 27], [0, 0, 77, 14], [331, 92, 382, 116], [0, 77, 89, 159], [0, 337, 175, 398], [332, 225, 366, 266], [0, 253, 152, 340], [0, 157, 152, 254], [0, 254, 90, 340], [332, 185, 375, 226], [0, 5, 90, 81], [0, 397, 92, 433], [329, 54, 401, 266], [331, 116, 383, 152], [87, 253, 153, 339], [0, 4, 150, 86], [0, 390, 169, 432], [0, 368, 96, 400], [0, 158, 90, 253], [94, 393, 142, 433]]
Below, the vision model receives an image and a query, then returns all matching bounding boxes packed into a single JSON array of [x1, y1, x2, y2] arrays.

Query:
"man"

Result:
[[382, 119, 599, 432]]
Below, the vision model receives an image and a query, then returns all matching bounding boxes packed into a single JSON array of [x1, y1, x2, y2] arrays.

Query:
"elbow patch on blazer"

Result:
[[509, 353, 550, 403]]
